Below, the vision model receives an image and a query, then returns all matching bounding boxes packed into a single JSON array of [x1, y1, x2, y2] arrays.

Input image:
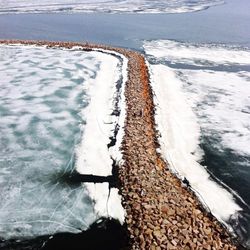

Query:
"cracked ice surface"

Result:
[[0, 45, 123, 239]]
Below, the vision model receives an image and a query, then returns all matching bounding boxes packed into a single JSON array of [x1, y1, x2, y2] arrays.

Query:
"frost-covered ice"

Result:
[[144, 40, 250, 239], [0, 0, 224, 14], [177, 70, 250, 156], [0, 45, 125, 239], [144, 40, 250, 66]]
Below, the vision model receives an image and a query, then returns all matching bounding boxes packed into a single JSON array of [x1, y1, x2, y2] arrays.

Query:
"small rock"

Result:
[[171, 239, 178, 246], [204, 227, 212, 235], [161, 205, 168, 213], [167, 208, 176, 216], [135, 228, 140, 236], [153, 230, 162, 239]]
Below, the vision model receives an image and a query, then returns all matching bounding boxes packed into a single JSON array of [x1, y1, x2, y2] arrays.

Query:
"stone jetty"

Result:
[[0, 40, 238, 249]]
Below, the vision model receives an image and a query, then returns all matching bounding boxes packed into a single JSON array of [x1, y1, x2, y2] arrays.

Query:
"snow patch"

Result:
[[75, 49, 127, 223]]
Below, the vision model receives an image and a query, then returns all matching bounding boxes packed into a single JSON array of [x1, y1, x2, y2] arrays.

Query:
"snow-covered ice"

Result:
[[0, 44, 126, 239], [0, 0, 224, 14]]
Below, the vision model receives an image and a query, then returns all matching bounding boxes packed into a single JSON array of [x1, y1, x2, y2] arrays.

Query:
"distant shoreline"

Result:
[[0, 40, 240, 249]]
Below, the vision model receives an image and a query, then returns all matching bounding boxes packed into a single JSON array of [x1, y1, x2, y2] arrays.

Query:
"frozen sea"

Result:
[[0, 44, 126, 248], [0, 0, 250, 249]]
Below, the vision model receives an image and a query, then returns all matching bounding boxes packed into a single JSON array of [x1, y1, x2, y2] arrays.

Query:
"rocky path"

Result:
[[117, 51, 237, 250], [0, 40, 238, 249]]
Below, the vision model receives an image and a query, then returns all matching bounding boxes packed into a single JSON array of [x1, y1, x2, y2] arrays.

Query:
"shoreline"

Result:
[[0, 40, 240, 249]]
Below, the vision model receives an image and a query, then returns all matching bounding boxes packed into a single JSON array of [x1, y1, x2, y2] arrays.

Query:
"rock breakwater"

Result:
[[0, 40, 238, 249], [117, 51, 238, 250]]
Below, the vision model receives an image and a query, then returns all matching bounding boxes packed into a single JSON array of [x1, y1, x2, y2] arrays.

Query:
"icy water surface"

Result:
[[0, 45, 122, 240], [0, 0, 223, 14], [144, 39, 250, 248], [0, 0, 249, 50]]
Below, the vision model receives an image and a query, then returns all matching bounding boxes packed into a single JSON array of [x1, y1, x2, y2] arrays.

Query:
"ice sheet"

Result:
[[0, 45, 125, 239], [0, 0, 224, 14], [177, 69, 250, 156], [144, 40, 250, 66]]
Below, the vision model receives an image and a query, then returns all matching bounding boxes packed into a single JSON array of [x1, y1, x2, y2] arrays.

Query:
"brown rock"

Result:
[[153, 230, 162, 239]]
